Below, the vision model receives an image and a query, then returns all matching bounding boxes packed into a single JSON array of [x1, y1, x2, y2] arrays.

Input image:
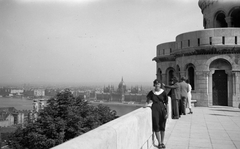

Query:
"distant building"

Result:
[[34, 89, 45, 97], [117, 77, 127, 94], [45, 89, 60, 97], [96, 78, 146, 103], [103, 85, 114, 93], [72, 90, 87, 99], [10, 88, 24, 96], [0, 88, 11, 97], [0, 108, 28, 127], [0, 113, 14, 127]]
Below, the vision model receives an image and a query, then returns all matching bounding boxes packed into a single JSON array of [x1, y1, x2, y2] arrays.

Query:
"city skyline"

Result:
[[0, 0, 202, 87]]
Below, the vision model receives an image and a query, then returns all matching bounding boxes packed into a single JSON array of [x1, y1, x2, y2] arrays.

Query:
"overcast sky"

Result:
[[0, 0, 203, 87]]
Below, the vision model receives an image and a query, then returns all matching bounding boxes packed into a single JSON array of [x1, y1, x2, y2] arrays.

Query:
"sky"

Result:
[[0, 0, 203, 87]]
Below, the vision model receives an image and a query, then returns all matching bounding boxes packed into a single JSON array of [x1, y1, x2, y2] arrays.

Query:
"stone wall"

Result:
[[52, 107, 153, 149], [52, 97, 172, 149]]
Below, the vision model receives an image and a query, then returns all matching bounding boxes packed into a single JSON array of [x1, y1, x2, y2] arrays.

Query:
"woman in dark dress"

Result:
[[145, 79, 168, 148]]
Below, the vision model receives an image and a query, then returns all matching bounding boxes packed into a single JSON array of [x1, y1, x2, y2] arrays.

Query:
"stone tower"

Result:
[[153, 0, 240, 107]]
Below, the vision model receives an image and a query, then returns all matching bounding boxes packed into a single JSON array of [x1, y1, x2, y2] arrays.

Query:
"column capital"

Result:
[[232, 71, 240, 77]]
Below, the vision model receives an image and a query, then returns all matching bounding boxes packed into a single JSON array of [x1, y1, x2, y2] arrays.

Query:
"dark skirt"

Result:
[[151, 102, 167, 132]]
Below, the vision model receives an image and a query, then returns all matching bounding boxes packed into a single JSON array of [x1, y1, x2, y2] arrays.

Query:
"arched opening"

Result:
[[166, 68, 175, 85], [210, 59, 232, 106], [186, 64, 195, 90], [215, 11, 227, 28], [157, 68, 162, 81], [230, 7, 240, 27]]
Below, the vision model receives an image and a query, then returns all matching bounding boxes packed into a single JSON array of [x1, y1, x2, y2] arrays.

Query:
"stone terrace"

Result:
[[154, 106, 240, 149], [53, 105, 240, 149]]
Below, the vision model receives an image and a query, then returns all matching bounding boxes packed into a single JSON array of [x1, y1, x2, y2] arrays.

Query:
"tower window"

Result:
[[215, 12, 227, 28], [163, 49, 165, 55], [198, 38, 200, 46], [210, 37, 212, 45], [188, 67, 195, 90], [188, 40, 190, 47], [235, 36, 237, 44], [222, 36, 225, 45]]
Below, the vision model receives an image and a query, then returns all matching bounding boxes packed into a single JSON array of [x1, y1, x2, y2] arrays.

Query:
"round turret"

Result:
[[198, 0, 240, 29], [198, 0, 217, 12]]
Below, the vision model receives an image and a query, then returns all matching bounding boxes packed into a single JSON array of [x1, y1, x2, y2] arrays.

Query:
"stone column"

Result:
[[226, 70, 233, 106], [225, 17, 233, 27], [232, 71, 240, 107], [195, 71, 209, 106], [208, 70, 215, 106], [203, 71, 211, 106]]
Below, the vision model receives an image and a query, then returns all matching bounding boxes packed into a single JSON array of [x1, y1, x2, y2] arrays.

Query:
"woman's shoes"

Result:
[[158, 143, 166, 148], [188, 111, 193, 114]]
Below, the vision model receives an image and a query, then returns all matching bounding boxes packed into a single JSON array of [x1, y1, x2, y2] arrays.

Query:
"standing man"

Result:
[[164, 77, 181, 119], [179, 76, 189, 115]]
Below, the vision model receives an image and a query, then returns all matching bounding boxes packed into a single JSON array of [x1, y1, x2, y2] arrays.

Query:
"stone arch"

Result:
[[210, 59, 232, 106], [214, 10, 227, 28], [209, 59, 232, 70], [206, 55, 234, 70], [205, 55, 234, 106], [228, 6, 240, 27], [165, 67, 175, 85], [185, 63, 196, 90]]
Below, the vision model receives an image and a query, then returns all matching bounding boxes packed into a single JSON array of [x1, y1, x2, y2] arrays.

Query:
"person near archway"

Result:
[[186, 79, 193, 114], [164, 77, 181, 119], [145, 79, 168, 148], [179, 76, 189, 115]]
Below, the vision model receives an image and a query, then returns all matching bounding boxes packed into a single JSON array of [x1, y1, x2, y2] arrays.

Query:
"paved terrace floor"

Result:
[[153, 106, 240, 149]]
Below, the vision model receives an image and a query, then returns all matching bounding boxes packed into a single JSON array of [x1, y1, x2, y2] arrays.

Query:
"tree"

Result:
[[9, 89, 117, 149]]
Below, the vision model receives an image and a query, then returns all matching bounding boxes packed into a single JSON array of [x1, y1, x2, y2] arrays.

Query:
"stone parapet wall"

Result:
[[156, 42, 176, 56], [52, 107, 153, 149], [52, 97, 172, 149], [156, 28, 240, 57], [176, 28, 240, 49]]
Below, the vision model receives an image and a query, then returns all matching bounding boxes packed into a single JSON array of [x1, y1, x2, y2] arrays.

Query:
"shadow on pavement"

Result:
[[209, 108, 240, 113], [209, 113, 234, 117]]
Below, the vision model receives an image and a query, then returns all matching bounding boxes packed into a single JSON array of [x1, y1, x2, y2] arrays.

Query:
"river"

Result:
[[0, 97, 33, 110], [0, 97, 143, 116]]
